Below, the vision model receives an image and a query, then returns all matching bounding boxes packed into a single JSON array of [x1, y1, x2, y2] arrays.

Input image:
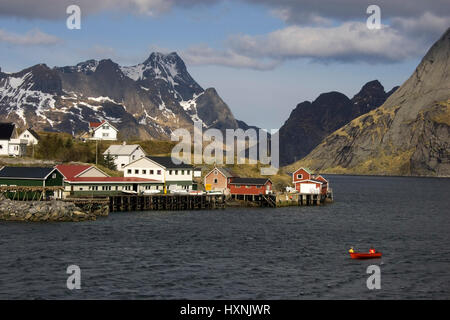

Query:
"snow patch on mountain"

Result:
[[0, 72, 56, 126]]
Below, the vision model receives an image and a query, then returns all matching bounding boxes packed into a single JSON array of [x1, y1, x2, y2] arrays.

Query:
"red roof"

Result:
[[56, 164, 92, 179], [66, 177, 162, 183], [89, 121, 105, 128]]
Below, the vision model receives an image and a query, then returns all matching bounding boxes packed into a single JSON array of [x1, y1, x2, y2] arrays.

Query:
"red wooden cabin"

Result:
[[292, 167, 328, 195]]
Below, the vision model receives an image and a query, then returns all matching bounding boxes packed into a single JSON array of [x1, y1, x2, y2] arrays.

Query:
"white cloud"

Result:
[[226, 22, 422, 63], [0, 28, 61, 45], [392, 12, 450, 38], [0, 0, 220, 19], [181, 45, 280, 70]]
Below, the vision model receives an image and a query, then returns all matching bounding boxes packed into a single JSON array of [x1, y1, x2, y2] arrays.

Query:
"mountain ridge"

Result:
[[279, 79, 398, 165], [287, 28, 450, 177], [0, 52, 249, 139]]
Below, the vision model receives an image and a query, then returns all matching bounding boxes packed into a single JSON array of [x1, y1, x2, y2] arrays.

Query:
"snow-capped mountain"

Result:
[[0, 52, 247, 139]]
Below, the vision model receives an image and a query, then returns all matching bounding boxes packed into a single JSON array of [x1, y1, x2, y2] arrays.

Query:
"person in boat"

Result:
[[369, 247, 376, 254], [349, 247, 354, 253]]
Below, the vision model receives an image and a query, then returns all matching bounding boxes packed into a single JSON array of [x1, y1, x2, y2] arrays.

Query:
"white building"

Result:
[[0, 123, 27, 157], [88, 120, 118, 141], [103, 143, 146, 171], [123, 156, 194, 191], [18, 128, 40, 145]]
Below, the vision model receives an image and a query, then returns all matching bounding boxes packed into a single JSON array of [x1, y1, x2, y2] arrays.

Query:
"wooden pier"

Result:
[[276, 190, 333, 206], [229, 194, 277, 207], [109, 194, 226, 212]]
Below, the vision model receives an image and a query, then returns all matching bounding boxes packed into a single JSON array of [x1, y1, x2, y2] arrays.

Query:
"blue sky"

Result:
[[0, 0, 449, 129]]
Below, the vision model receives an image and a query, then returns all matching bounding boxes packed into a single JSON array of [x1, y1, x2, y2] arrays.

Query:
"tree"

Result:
[[100, 151, 117, 171]]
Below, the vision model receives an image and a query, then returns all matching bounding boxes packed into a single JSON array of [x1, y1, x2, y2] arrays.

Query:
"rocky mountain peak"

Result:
[[353, 80, 384, 97], [0, 50, 251, 140], [294, 27, 450, 176], [279, 80, 397, 165]]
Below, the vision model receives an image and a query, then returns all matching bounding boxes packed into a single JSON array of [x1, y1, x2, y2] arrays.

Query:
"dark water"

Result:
[[0, 175, 449, 299]]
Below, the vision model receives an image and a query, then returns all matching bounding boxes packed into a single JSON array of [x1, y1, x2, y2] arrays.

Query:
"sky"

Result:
[[0, 0, 449, 129]]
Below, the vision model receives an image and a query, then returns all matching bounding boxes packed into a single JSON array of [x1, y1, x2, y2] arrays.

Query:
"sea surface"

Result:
[[0, 175, 449, 299]]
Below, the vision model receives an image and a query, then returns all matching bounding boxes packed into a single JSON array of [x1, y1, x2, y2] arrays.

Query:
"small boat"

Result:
[[350, 252, 382, 259]]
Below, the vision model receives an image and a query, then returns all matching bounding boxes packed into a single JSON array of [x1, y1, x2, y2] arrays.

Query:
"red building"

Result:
[[292, 167, 328, 195], [204, 167, 237, 193], [228, 177, 272, 196]]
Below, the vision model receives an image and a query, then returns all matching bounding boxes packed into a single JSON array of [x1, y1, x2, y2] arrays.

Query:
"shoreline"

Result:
[[0, 196, 109, 222]]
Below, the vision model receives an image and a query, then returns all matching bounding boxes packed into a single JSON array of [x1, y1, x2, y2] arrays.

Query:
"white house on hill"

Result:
[[103, 143, 146, 171], [88, 120, 118, 141], [0, 123, 27, 156], [18, 128, 40, 145]]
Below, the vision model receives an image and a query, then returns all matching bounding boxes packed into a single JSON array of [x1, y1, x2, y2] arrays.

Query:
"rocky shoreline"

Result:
[[0, 196, 109, 222]]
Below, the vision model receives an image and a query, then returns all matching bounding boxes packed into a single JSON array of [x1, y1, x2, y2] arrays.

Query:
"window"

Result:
[[213, 178, 218, 184], [169, 170, 172, 175], [135, 169, 139, 174], [157, 170, 161, 175], [104, 125, 109, 129], [187, 170, 190, 175], [297, 174, 303, 179], [103, 133, 109, 137], [142, 170, 147, 174], [132, 155, 135, 160], [214, 170, 218, 175], [127, 169, 131, 174], [175, 170, 178, 175], [52, 173, 56, 179], [150, 170, 154, 174]]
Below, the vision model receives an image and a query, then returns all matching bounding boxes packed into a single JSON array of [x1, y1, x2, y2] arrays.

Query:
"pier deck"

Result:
[[108, 194, 226, 212]]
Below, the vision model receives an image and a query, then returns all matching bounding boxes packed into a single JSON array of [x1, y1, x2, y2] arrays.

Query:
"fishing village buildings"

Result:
[[0, 124, 332, 209]]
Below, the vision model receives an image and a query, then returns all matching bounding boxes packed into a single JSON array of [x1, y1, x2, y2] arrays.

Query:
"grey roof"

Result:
[[215, 167, 237, 178], [229, 177, 271, 185], [147, 156, 193, 169], [0, 123, 15, 140], [103, 144, 144, 156], [0, 166, 56, 180]]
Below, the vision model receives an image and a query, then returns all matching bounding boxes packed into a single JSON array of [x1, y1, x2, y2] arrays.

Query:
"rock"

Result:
[[290, 28, 450, 177]]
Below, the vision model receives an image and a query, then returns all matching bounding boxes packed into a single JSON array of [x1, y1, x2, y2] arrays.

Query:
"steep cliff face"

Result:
[[290, 28, 450, 177], [0, 52, 251, 139], [279, 80, 396, 165]]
